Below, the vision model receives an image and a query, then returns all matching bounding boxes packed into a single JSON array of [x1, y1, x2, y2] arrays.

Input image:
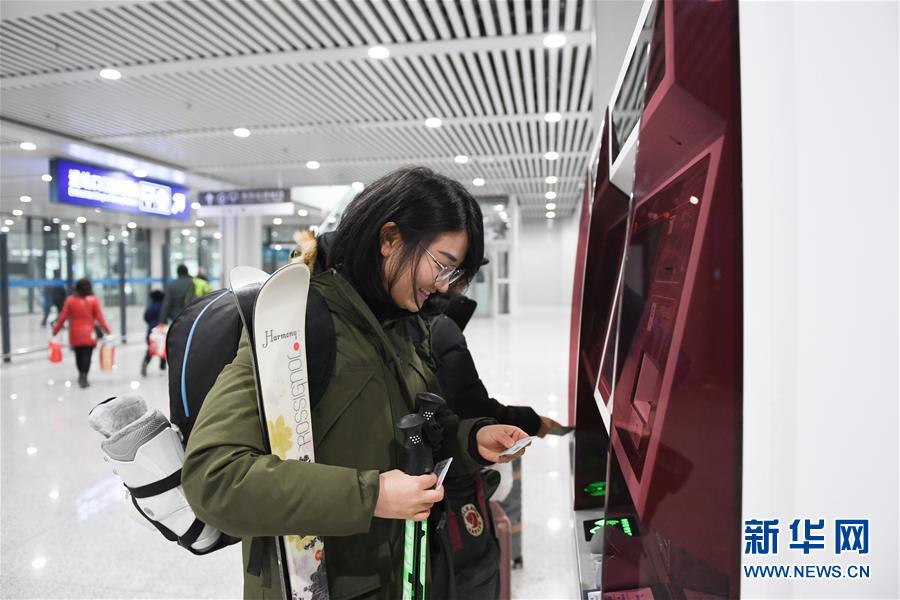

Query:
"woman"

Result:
[[51, 278, 111, 388], [182, 167, 529, 599]]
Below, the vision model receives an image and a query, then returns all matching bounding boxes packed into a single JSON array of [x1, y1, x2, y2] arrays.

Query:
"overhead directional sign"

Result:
[[198, 188, 289, 206], [50, 158, 190, 220]]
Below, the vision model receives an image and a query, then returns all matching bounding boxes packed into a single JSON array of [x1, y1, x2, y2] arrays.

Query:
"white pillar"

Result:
[[220, 214, 262, 288]]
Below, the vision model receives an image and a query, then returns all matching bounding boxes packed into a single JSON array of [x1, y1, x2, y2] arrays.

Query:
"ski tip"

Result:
[[230, 266, 270, 290]]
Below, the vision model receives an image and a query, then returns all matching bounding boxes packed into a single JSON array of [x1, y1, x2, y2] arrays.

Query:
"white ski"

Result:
[[232, 264, 329, 600]]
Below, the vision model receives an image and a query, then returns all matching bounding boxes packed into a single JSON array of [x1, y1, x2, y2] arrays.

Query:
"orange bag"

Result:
[[49, 337, 62, 363], [99, 340, 116, 373]]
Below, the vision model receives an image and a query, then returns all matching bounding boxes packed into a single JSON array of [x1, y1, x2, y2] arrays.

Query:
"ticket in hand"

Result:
[[498, 436, 537, 457], [433, 458, 453, 489]]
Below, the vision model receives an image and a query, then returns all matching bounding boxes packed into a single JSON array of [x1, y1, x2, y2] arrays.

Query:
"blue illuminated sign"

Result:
[[50, 158, 190, 220]]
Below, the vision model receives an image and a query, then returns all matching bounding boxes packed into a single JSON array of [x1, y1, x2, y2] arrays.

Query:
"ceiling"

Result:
[[0, 0, 600, 220]]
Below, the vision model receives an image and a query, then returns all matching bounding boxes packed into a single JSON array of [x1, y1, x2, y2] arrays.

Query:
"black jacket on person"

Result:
[[429, 309, 542, 436], [159, 275, 194, 324]]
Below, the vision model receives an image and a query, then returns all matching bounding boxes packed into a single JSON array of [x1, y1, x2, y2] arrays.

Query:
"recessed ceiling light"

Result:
[[545, 202, 557, 211], [194, 219, 205, 227], [52, 218, 60, 224], [60, 224, 70, 231], [544, 112, 562, 123], [67, 232, 76, 238], [191, 202, 201, 210], [19, 142, 37, 151], [545, 175, 558, 184], [99, 68, 122, 80], [13, 209, 23, 216], [3, 219, 13, 226], [120, 230, 129, 238], [31, 557, 46, 569], [305, 160, 320, 170], [546, 211, 557, 219], [43, 225, 51, 232], [49, 490, 59, 500], [0, 227, 8, 233], [133, 169, 148, 178], [368, 46, 390, 60], [94, 209, 101, 213], [499, 211, 509, 221], [544, 151, 560, 161], [543, 33, 567, 48], [690, 195, 700, 205], [454, 155, 469, 164], [472, 178, 485, 186], [76, 216, 86, 223], [297, 209, 309, 217], [27, 446, 37, 455], [213, 232, 222, 240], [188, 236, 196, 243], [351, 181, 364, 192], [41, 174, 53, 182], [545, 191, 557, 200], [425, 117, 442, 128], [107, 234, 116, 241], [181, 228, 191, 236], [233, 127, 251, 138], [127, 221, 137, 229], [273, 217, 283, 225], [493, 204, 505, 212]]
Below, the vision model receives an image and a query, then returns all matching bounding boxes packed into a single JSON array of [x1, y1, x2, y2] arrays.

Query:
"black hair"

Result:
[[176, 264, 189, 277], [149, 289, 164, 301], [74, 278, 93, 296], [328, 167, 484, 308]]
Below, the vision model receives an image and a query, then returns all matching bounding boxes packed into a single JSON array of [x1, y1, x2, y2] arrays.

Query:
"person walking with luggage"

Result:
[[51, 278, 111, 388], [182, 166, 530, 599], [159, 264, 193, 324], [141, 289, 166, 377]]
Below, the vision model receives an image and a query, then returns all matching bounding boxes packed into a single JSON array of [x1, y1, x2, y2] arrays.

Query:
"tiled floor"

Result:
[[0, 307, 577, 599]]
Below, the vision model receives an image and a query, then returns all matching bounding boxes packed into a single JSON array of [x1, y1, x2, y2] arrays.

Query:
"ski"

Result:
[[232, 263, 329, 600]]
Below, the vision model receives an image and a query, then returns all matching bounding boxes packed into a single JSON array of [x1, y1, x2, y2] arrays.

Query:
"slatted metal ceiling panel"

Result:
[[1, 0, 596, 219]]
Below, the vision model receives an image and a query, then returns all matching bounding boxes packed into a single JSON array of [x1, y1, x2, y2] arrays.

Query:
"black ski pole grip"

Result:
[[396, 413, 432, 476], [415, 392, 445, 448]]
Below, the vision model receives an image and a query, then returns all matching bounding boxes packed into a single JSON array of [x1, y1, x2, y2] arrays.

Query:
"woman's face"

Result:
[[382, 229, 468, 312]]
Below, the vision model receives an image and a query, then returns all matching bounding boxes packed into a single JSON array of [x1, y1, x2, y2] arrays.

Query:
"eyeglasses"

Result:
[[419, 244, 464, 285]]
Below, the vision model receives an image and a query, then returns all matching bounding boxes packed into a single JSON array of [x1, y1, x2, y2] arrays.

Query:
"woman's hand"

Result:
[[374, 470, 444, 522], [476, 424, 530, 463], [536, 415, 564, 438]]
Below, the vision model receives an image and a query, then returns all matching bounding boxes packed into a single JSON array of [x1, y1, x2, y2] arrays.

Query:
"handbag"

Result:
[[99, 340, 116, 372], [49, 337, 63, 363]]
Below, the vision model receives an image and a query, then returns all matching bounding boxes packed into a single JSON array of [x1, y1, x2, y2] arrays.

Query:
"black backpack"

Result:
[[165, 282, 336, 441]]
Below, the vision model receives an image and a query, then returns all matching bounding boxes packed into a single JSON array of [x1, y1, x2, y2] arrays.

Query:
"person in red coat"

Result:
[[52, 278, 111, 388]]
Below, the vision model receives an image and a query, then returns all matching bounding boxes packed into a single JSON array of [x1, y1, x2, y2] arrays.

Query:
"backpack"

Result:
[[166, 281, 336, 441]]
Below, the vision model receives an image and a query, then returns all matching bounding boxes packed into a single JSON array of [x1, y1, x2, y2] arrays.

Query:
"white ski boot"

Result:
[[88, 395, 232, 554]]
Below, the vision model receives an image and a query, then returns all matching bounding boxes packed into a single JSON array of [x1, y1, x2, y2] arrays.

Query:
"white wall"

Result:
[[513, 215, 579, 309], [740, 2, 899, 597]]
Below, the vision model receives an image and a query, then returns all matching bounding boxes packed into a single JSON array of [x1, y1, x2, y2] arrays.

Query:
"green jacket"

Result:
[[182, 269, 490, 599]]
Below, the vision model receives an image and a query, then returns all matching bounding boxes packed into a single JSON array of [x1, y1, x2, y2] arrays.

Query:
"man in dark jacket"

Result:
[[159, 264, 193, 324]]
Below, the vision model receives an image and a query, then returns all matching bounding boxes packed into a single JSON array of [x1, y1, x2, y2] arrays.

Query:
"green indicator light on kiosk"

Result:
[[621, 518, 633, 537], [589, 519, 604, 535], [584, 481, 606, 497]]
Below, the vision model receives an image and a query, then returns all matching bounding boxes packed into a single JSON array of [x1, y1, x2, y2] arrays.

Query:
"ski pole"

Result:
[[396, 412, 432, 600], [413, 392, 447, 600]]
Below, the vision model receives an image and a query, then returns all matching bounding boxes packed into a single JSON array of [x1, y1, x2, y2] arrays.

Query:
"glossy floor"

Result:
[[0, 307, 576, 599]]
